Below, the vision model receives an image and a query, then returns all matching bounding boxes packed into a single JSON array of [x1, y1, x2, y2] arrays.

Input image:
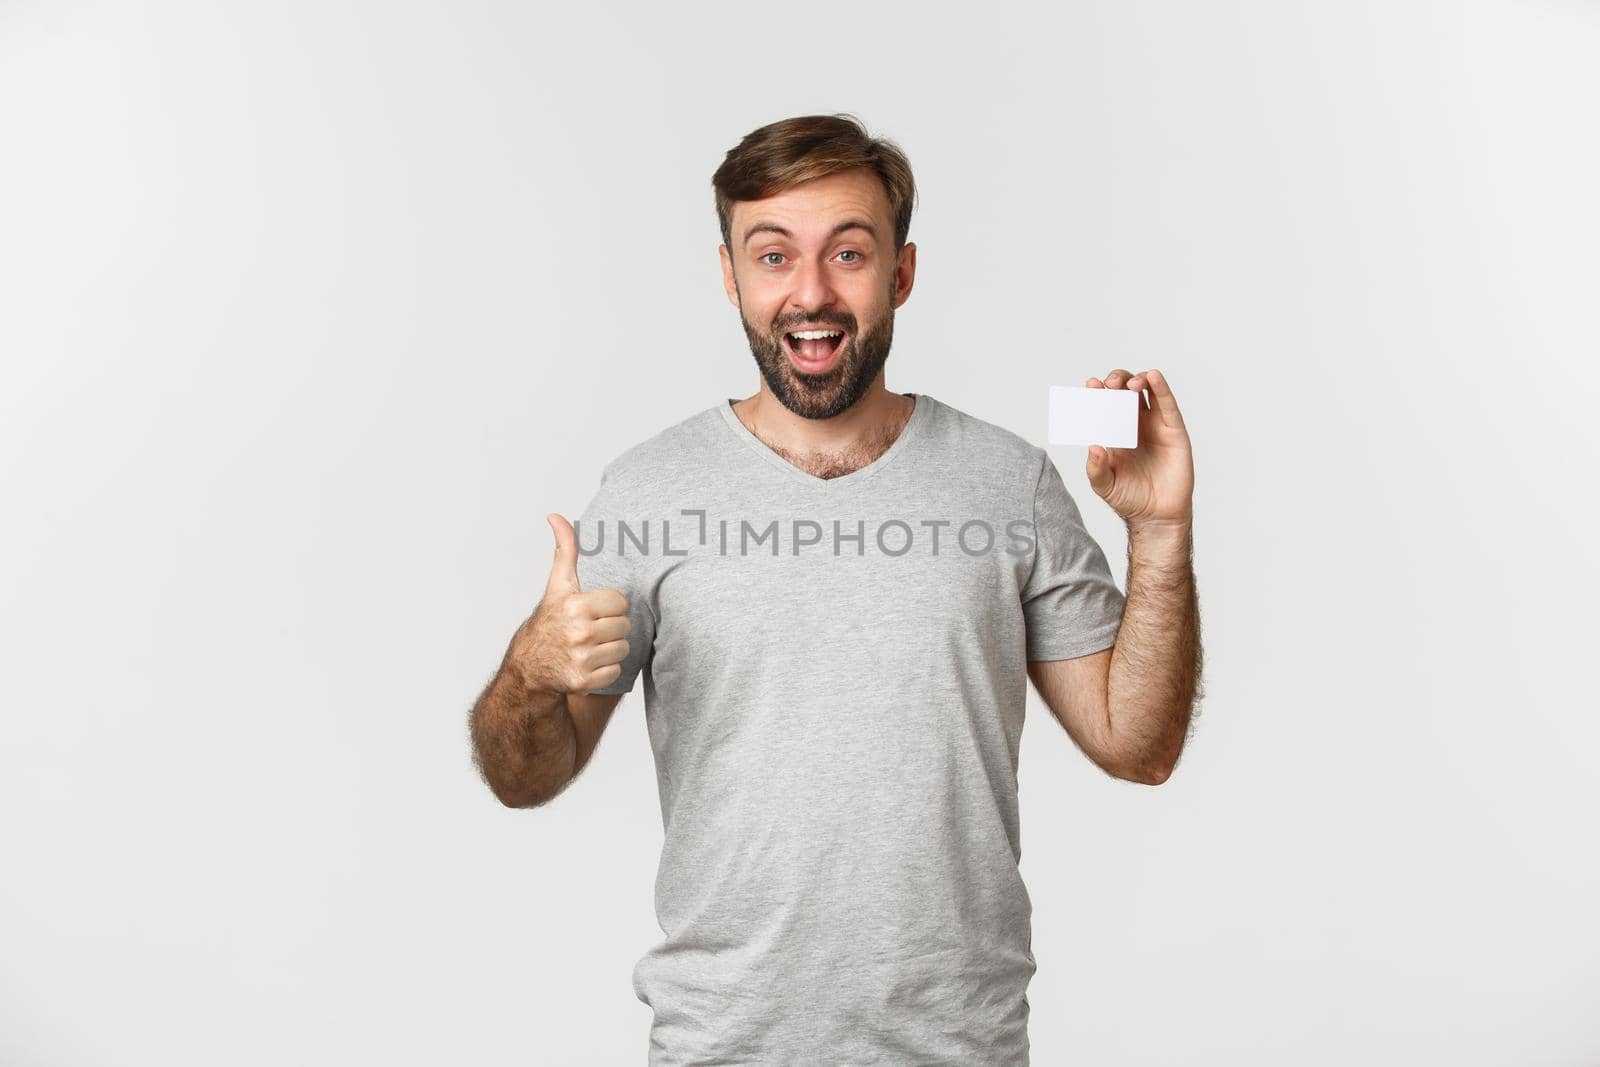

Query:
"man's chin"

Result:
[[787, 360, 846, 387], [754, 357, 848, 418]]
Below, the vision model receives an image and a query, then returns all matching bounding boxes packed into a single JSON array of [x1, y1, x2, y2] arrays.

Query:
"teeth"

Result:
[[789, 329, 842, 340]]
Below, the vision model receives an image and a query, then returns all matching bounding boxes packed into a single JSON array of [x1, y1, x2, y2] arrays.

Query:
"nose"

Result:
[[787, 254, 839, 318]]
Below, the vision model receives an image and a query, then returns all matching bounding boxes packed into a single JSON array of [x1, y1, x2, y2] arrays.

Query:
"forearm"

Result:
[[469, 631, 578, 807], [1106, 520, 1203, 783]]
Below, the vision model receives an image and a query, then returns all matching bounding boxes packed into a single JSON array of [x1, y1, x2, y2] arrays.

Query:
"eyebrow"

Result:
[[742, 218, 879, 246]]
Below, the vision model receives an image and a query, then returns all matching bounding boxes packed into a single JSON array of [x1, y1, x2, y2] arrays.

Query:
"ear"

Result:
[[719, 244, 741, 308], [891, 241, 917, 310]]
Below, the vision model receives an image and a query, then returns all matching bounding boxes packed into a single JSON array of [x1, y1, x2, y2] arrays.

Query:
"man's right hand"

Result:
[[507, 514, 633, 696]]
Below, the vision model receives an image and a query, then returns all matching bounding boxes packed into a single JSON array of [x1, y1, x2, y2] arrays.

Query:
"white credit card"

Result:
[[1048, 385, 1140, 448]]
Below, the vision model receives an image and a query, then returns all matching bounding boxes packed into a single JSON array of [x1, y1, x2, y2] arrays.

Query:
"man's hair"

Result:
[[712, 113, 918, 254]]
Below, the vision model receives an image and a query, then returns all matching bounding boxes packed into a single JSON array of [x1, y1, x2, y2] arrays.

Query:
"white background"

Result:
[[3, 1, 1597, 1064]]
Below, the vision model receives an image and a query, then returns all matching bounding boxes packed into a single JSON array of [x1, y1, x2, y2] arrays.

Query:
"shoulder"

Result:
[[919, 394, 1049, 483], [597, 402, 726, 490]]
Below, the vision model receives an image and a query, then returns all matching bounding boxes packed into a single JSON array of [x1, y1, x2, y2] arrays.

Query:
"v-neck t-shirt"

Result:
[[572, 392, 1126, 1065]]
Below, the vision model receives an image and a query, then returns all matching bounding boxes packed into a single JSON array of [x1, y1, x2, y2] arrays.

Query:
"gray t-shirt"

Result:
[[573, 392, 1126, 1065]]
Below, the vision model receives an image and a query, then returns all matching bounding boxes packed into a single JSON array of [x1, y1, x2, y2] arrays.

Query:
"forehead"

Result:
[[732, 168, 892, 244]]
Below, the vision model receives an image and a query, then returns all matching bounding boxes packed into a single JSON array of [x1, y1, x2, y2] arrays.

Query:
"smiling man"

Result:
[[726, 164, 905, 421], [469, 114, 1203, 1064]]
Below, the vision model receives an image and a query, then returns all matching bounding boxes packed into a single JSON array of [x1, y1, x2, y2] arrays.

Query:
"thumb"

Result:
[[545, 513, 582, 595], [1085, 445, 1114, 499]]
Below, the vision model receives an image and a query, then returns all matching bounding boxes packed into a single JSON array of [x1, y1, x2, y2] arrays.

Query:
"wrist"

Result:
[[1128, 514, 1191, 536], [1128, 517, 1192, 555]]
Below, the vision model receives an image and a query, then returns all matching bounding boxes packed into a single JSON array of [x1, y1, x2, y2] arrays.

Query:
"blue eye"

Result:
[[761, 253, 784, 266], [838, 250, 860, 263]]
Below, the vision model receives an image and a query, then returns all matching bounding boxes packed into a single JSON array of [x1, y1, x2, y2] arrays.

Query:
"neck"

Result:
[[731, 374, 916, 480]]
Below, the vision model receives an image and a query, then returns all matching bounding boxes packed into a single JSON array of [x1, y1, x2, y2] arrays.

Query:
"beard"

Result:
[[737, 289, 896, 421]]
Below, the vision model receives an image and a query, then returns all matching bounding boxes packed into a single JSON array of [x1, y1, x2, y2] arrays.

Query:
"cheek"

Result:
[[738, 293, 782, 330], [848, 284, 892, 325]]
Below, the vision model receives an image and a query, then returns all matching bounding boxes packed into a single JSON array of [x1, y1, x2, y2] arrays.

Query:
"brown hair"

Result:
[[712, 113, 918, 254]]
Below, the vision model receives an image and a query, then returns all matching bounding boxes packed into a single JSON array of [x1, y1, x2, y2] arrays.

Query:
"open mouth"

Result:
[[783, 328, 846, 373]]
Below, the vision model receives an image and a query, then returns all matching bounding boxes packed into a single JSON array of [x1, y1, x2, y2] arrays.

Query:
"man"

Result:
[[469, 113, 1202, 1064]]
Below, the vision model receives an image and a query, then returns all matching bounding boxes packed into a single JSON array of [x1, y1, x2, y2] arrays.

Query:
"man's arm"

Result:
[[1029, 519, 1202, 786], [1029, 366, 1201, 784], [468, 512, 633, 808], [468, 651, 623, 808]]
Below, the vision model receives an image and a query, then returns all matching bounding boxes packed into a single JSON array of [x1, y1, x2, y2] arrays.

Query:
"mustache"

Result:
[[772, 313, 855, 334]]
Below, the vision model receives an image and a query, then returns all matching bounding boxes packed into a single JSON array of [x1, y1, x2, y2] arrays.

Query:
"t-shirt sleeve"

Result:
[[570, 460, 657, 695], [1021, 450, 1126, 661]]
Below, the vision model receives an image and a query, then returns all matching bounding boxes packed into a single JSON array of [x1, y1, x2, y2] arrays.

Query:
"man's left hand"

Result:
[[1084, 368, 1194, 530]]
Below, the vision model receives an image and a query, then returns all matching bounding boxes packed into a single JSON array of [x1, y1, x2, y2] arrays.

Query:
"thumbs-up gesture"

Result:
[[508, 513, 633, 696]]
